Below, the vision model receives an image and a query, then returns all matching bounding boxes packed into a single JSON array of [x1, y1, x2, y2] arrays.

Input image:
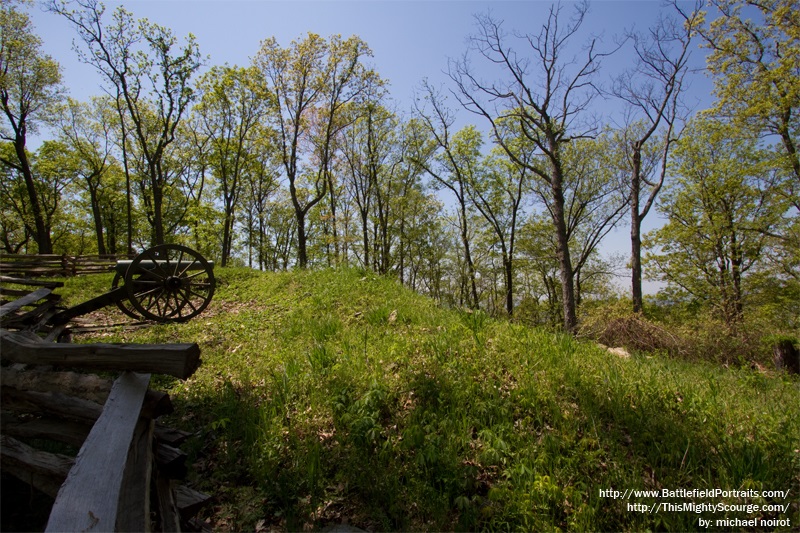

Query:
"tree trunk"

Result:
[[504, 256, 513, 316], [630, 146, 644, 314], [152, 177, 165, 246], [458, 196, 479, 309], [88, 182, 107, 255], [551, 164, 577, 333], [631, 214, 644, 314], [773, 339, 799, 374], [14, 139, 52, 254], [297, 211, 308, 268], [361, 211, 370, 269]]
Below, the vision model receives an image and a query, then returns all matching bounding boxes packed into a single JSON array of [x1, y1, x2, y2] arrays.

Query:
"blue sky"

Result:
[[27, 0, 716, 291], [29, 0, 714, 109]]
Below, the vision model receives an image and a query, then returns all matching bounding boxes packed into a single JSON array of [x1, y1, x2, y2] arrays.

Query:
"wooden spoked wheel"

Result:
[[112, 271, 143, 320], [124, 244, 215, 323]]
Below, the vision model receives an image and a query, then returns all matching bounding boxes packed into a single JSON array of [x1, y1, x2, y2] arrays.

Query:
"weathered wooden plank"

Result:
[[42, 323, 69, 343], [1, 386, 104, 423], [1, 253, 66, 260], [2, 379, 172, 424], [155, 468, 182, 533], [0, 288, 52, 318], [1, 330, 202, 379], [0, 435, 74, 498], [2, 297, 60, 327], [45, 371, 152, 533], [0, 275, 64, 288], [154, 425, 193, 446], [155, 442, 187, 479], [174, 485, 212, 521], [0, 287, 39, 296], [115, 417, 155, 532], [1, 411, 91, 448], [1, 367, 110, 404]]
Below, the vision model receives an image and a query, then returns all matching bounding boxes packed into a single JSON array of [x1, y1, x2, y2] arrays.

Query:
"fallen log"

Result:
[[155, 469, 182, 532], [1, 330, 201, 379], [0, 276, 64, 288], [155, 442, 188, 479]]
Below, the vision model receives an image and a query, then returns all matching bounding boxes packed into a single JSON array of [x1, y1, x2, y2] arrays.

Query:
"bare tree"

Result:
[[612, 3, 701, 313], [450, 2, 607, 332]]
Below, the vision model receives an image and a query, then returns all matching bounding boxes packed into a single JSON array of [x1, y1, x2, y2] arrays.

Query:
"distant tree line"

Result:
[[1, 0, 797, 333]]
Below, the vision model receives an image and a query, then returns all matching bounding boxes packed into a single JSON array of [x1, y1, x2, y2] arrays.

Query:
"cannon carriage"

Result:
[[50, 244, 215, 326]]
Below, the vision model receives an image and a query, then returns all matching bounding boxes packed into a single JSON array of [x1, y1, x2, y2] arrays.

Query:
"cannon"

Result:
[[51, 244, 215, 325]]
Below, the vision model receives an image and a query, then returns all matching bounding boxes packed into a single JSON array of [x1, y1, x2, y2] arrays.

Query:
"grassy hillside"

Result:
[[64, 268, 799, 531]]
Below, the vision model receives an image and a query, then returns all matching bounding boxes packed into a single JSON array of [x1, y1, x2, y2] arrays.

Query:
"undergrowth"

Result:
[[67, 268, 800, 531]]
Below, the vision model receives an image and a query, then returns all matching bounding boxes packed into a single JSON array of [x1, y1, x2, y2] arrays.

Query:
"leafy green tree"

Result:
[[55, 97, 122, 254], [340, 98, 396, 271], [468, 145, 529, 315], [516, 214, 562, 327], [413, 82, 482, 308], [254, 33, 376, 268], [194, 65, 268, 266], [644, 117, 788, 326], [52, 0, 202, 246], [314, 35, 381, 266], [0, 143, 30, 253], [0, 3, 63, 253], [696, 0, 800, 195], [29, 141, 74, 249], [694, 0, 800, 302], [241, 137, 281, 270], [557, 133, 629, 307]]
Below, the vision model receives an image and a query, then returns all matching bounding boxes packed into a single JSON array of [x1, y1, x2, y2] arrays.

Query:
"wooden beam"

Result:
[[115, 417, 155, 532], [1, 330, 201, 379], [2, 386, 104, 424], [0, 288, 52, 318], [46, 372, 151, 533], [2, 296, 60, 327], [175, 485, 212, 521], [0, 276, 64, 288], [155, 442, 187, 479], [154, 468, 182, 533], [1, 367, 112, 404], [155, 425, 193, 447], [1, 413, 92, 448], [0, 435, 74, 498]]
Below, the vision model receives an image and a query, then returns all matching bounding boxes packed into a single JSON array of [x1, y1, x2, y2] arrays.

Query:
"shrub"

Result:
[[579, 300, 685, 356]]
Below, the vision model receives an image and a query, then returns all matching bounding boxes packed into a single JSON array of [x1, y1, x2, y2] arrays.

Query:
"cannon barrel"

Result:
[[115, 260, 215, 275]]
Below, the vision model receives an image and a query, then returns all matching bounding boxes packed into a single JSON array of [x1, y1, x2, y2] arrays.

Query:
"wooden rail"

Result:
[[0, 278, 211, 532], [0, 254, 133, 278]]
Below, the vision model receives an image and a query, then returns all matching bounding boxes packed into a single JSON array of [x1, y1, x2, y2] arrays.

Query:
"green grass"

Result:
[[67, 268, 800, 531]]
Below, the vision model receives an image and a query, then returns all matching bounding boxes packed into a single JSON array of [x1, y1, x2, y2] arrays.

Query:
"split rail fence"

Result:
[[1, 276, 211, 531], [0, 254, 133, 278]]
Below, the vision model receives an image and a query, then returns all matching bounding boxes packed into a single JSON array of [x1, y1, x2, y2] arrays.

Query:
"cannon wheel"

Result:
[[112, 271, 143, 320], [124, 244, 215, 323]]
